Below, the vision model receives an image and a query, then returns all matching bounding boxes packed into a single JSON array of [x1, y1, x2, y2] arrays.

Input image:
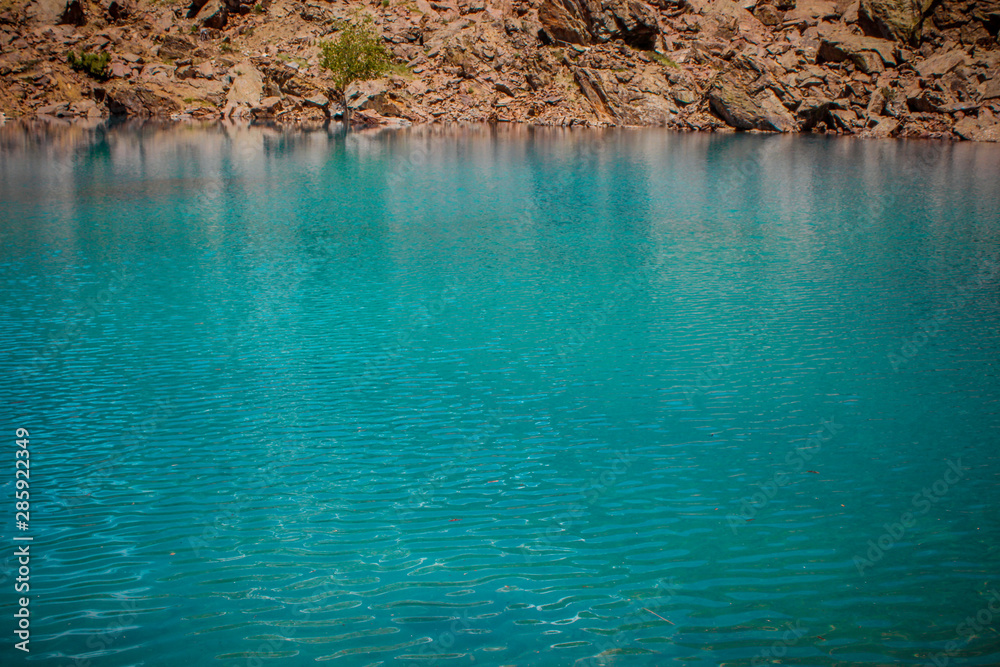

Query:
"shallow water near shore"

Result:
[[2, 121, 1000, 666]]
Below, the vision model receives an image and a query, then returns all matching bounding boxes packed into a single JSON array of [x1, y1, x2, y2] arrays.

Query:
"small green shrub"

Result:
[[320, 16, 392, 90], [67, 50, 111, 81], [252, 3, 264, 13], [648, 51, 678, 68]]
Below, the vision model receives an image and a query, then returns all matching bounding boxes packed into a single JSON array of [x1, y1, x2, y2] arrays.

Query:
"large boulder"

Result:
[[105, 0, 128, 21], [864, 117, 900, 137], [858, 0, 934, 43], [194, 0, 228, 29], [707, 76, 797, 132], [783, 0, 840, 22], [104, 82, 179, 116], [540, 0, 594, 43], [223, 61, 263, 118], [592, 0, 660, 46], [954, 111, 1000, 141], [25, 0, 85, 25], [816, 27, 898, 73], [539, 0, 660, 48], [346, 79, 389, 111], [981, 77, 1000, 102], [572, 66, 646, 123], [795, 96, 842, 129], [158, 35, 196, 60], [914, 50, 967, 79], [684, 0, 771, 44]]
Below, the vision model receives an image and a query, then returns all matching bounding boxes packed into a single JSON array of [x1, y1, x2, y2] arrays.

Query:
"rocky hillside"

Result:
[[1, 0, 998, 139]]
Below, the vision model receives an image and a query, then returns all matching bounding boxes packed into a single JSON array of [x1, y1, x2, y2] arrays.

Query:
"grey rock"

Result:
[[304, 92, 329, 108], [708, 76, 797, 132], [671, 87, 698, 105], [158, 35, 195, 60], [223, 61, 263, 118]]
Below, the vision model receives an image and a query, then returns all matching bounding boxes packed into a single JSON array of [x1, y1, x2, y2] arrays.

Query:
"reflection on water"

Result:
[[1, 119, 1000, 667]]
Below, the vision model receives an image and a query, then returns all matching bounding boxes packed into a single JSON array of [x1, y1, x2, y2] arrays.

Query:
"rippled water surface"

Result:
[[2, 121, 1000, 666]]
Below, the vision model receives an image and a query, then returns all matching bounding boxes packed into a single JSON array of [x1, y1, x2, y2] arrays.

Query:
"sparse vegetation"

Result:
[[648, 51, 678, 68], [67, 50, 111, 81], [319, 15, 392, 125], [252, 3, 264, 13], [389, 62, 413, 78], [276, 53, 310, 69]]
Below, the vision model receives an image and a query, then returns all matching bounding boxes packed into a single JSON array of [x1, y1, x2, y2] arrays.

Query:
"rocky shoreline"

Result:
[[1, 0, 998, 140]]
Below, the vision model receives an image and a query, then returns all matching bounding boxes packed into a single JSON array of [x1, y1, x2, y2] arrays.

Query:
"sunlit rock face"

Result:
[[0, 0, 998, 138]]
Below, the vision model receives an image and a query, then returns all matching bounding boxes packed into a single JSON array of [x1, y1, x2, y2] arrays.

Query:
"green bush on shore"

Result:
[[67, 51, 111, 81]]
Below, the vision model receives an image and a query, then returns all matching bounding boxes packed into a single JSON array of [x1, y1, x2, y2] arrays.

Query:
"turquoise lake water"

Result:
[[2, 122, 1000, 666]]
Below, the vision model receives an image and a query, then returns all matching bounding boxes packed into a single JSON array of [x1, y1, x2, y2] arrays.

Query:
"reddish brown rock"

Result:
[[25, 0, 86, 26], [105, 81, 179, 116], [915, 50, 967, 78], [816, 27, 897, 73], [954, 109, 1000, 140], [194, 0, 228, 30], [708, 75, 798, 131], [158, 35, 195, 60], [0, 0, 998, 141], [754, 4, 784, 25], [539, 0, 660, 48], [858, 0, 934, 43]]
